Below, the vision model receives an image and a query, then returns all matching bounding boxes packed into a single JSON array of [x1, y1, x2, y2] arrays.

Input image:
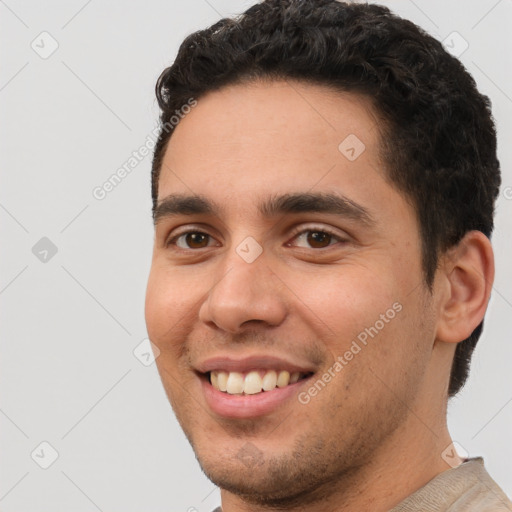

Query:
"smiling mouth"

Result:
[[207, 369, 313, 395]]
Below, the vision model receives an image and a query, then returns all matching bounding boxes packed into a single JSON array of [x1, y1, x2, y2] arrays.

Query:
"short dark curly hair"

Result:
[[151, 0, 501, 397]]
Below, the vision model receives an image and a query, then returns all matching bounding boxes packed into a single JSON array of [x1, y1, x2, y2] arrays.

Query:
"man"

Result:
[[145, 1, 512, 510]]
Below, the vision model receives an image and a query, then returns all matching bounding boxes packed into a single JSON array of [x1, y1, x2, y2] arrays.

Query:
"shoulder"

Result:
[[454, 458, 512, 511], [392, 458, 512, 512]]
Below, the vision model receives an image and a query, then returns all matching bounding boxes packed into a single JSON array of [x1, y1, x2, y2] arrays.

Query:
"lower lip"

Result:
[[201, 376, 310, 419]]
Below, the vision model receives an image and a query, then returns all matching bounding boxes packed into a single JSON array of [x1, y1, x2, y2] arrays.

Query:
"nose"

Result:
[[198, 247, 288, 334]]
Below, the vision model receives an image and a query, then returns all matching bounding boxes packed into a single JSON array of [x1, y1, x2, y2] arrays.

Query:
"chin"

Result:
[[189, 432, 354, 508], [199, 456, 306, 505]]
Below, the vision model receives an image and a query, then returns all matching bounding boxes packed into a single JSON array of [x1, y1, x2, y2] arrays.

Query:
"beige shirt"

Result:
[[391, 457, 512, 511], [212, 457, 512, 511]]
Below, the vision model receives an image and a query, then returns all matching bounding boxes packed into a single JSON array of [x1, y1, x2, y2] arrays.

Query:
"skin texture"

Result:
[[145, 80, 494, 511]]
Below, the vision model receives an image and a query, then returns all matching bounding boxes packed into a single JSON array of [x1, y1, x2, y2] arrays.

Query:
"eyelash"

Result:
[[166, 225, 347, 250]]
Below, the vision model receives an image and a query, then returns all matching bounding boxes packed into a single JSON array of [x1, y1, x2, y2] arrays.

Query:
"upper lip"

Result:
[[195, 355, 317, 374]]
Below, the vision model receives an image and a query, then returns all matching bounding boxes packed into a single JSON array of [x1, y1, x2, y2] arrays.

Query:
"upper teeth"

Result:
[[210, 369, 302, 395]]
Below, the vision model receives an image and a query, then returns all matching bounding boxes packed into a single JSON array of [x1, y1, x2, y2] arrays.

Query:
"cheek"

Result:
[[145, 270, 169, 340], [145, 270, 198, 402], [290, 266, 401, 343], [145, 266, 190, 346]]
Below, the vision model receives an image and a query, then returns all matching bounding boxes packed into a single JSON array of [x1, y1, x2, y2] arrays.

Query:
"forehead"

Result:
[[158, 80, 401, 224]]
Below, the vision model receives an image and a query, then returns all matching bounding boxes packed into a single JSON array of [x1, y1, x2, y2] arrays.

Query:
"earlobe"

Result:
[[435, 231, 494, 344]]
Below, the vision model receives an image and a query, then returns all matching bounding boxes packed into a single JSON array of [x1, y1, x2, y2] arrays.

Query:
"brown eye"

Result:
[[291, 228, 342, 249], [307, 231, 333, 248], [169, 231, 215, 249], [184, 232, 209, 248]]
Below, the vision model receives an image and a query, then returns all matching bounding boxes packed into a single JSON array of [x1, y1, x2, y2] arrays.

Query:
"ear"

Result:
[[435, 231, 494, 343]]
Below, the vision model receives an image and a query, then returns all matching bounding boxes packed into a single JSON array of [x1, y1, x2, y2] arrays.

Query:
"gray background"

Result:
[[1, 1, 511, 510]]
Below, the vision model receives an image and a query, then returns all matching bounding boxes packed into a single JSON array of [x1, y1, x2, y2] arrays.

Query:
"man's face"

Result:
[[145, 80, 437, 503]]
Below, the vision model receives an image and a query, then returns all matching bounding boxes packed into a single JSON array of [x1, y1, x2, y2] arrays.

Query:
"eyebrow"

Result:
[[153, 192, 375, 226]]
